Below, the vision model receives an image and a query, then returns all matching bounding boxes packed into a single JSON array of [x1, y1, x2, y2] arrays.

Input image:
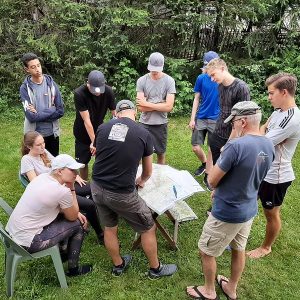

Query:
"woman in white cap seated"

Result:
[[6, 154, 92, 276], [19, 131, 104, 244]]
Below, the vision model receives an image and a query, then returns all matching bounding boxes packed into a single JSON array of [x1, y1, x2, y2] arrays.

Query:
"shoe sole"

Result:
[[147, 272, 176, 280], [194, 169, 206, 176]]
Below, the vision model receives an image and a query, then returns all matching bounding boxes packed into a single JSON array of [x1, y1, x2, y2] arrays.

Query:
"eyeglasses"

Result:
[[230, 117, 246, 125]]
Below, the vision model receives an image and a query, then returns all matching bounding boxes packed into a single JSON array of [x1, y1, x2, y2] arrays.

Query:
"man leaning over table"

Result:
[[91, 99, 177, 279]]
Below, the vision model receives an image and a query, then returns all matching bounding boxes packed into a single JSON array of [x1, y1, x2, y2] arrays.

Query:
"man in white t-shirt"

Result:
[[247, 73, 300, 259]]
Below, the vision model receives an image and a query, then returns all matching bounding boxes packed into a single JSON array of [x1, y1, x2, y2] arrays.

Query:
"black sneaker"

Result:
[[203, 173, 213, 191], [148, 263, 177, 279], [194, 164, 206, 176], [112, 254, 132, 276], [66, 264, 93, 277]]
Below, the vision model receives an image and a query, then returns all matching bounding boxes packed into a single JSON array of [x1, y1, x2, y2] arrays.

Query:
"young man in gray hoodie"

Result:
[[20, 52, 64, 156]]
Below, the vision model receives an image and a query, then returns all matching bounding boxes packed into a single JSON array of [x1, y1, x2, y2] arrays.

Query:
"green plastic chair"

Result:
[[18, 171, 30, 188], [0, 197, 68, 297]]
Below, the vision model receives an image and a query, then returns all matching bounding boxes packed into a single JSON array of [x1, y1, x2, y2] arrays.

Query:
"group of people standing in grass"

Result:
[[4, 50, 300, 299]]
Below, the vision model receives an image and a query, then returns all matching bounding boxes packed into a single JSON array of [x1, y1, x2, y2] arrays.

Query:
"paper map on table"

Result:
[[136, 164, 203, 215], [168, 200, 198, 222]]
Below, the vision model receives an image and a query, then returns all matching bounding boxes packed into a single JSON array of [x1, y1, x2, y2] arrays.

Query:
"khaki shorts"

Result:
[[91, 180, 154, 233], [198, 214, 253, 257]]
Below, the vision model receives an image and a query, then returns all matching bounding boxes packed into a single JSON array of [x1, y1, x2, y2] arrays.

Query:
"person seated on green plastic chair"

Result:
[[6, 154, 92, 277], [20, 131, 104, 244]]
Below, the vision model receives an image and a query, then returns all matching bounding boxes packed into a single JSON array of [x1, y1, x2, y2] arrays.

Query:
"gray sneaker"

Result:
[[148, 263, 177, 279], [112, 254, 132, 276]]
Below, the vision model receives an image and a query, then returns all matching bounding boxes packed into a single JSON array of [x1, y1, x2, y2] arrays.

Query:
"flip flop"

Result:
[[186, 286, 220, 300], [216, 275, 238, 300]]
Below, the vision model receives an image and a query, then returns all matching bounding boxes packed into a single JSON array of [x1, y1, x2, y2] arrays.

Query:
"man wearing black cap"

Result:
[[73, 70, 116, 180], [91, 100, 177, 279]]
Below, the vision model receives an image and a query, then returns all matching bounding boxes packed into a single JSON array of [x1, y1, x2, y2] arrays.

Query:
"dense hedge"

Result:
[[0, 0, 300, 118]]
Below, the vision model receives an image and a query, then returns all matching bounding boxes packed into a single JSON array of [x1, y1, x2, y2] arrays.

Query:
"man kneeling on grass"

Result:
[[186, 101, 274, 300], [91, 100, 177, 279]]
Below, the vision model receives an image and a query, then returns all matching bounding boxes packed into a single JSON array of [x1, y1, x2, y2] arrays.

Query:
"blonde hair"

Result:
[[21, 131, 51, 167], [206, 58, 228, 72]]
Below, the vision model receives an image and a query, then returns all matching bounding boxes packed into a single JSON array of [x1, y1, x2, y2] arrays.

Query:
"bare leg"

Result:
[[157, 153, 166, 165], [141, 225, 159, 268], [192, 145, 207, 163], [205, 148, 213, 174], [186, 250, 217, 299], [217, 249, 245, 299], [80, 164, 89, 181], [104, 226, 122, 266], [247, 207, 281, 259]]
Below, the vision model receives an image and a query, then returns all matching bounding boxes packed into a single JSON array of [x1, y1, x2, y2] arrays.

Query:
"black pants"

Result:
[[44, 134, 59, 157], [209, 132, 228, 164], [28, 215, 84, 269], [75, 182, 103, 237]]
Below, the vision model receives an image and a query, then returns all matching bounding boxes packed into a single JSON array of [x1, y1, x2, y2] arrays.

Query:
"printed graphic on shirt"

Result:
[[257, 151, 269, 164], [108, 123, 129, 142], [267, 108, 295, 133], [279, 108, 294, 129]]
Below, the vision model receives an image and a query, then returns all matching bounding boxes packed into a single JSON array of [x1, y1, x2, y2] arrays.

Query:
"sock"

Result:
[[150, 262, 161, 273], [114, 257, 125, 268]]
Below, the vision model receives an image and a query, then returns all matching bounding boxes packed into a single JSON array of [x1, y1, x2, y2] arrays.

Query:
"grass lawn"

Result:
[[0, 113, 299, 299]]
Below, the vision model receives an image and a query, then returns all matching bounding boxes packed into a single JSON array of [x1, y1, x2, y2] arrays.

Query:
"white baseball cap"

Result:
[[51, 154, 84, 171]]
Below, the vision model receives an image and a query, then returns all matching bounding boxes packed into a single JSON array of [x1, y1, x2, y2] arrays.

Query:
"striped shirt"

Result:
[[214, 78, 250, 139], [264, 107, 300, 184]]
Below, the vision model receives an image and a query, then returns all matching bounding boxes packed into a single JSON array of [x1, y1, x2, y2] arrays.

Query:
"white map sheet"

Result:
[[136, 164, 204, 215]]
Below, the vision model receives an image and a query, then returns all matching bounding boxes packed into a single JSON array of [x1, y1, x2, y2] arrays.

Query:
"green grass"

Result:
[[0, 113, 300, 299]]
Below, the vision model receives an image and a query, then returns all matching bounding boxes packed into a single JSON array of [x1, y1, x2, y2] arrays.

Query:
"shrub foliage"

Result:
[[0, 0, 300, 116]]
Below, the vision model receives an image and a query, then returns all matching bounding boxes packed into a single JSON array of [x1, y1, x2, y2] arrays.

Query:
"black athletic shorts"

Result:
[[258, 180, 292, 209], [140, 123, 167, 155], [75, 140, 92, 165]]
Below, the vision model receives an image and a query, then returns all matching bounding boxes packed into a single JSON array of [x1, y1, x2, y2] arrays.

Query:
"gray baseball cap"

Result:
[[116, 100, 135, 113], [88, 70, 106, 94], [224, 101, 261, 123], [147, 52, 164, 72]]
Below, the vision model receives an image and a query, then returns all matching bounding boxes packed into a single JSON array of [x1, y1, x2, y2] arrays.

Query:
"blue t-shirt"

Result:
[[193, 73, 220, 120], [212, 135, 274, 223]]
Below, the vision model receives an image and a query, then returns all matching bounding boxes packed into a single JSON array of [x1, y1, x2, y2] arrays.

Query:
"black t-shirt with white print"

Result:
[[92, 117, 153, 193]]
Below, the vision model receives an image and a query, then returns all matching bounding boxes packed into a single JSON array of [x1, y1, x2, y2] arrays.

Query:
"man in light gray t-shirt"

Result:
[[247, 73, 300, 260], [136, 52, 176, 164]]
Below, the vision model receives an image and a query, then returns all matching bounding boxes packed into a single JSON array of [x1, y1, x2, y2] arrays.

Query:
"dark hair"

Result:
[[265, 73, 297, 97], [21, 131, 51, 167], [21, 52, 40, 67]]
